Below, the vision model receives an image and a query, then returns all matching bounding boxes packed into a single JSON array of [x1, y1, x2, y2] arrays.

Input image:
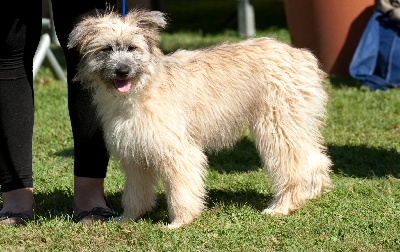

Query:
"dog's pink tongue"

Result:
[[114, 80, 132, 93]]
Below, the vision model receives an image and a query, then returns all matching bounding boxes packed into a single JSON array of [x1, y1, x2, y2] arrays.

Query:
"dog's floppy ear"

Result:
[[67, 10, 109, 52], [67, 24, 85, 51], [67, 18, 98, 52], [127, 10, 167, 30]]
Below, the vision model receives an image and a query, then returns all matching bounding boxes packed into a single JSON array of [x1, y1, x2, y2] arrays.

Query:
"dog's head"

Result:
[[68, 10, 166, 94]]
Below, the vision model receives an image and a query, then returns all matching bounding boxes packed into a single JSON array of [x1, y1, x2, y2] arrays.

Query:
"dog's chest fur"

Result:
[[93, 90, 161, 163]]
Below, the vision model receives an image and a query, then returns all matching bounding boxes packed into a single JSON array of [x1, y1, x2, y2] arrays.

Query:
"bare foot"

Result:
[[0, 188, 34, 226], [73, 176, 107, 211], [73, 176, 117, 224], [0, 188, 34, 214]]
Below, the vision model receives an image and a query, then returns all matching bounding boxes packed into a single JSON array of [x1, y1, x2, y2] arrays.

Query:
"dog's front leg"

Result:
[[159, 145, 207, 229], [121, 160, 158, 220]]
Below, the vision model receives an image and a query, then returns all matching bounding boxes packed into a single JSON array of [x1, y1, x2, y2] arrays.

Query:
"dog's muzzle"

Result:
[[113, 64, 132, 93]]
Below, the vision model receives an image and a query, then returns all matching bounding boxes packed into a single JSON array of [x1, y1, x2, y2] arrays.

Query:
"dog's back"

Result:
[[158, 37, 327, 152]]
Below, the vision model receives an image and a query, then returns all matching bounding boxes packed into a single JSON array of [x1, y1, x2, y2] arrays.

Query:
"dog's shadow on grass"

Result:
[[205, 138, 400, 179], [206, 137, 262, 173], [139, 189, 273, 225], [54, 148, 74, 158], [327, 144, 400, 178]]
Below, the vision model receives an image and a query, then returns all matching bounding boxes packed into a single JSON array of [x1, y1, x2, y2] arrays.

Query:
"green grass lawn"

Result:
[[1, 1, 400, 251]]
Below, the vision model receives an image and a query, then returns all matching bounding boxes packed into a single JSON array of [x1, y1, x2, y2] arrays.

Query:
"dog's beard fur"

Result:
[[68, 9, 332, 228]]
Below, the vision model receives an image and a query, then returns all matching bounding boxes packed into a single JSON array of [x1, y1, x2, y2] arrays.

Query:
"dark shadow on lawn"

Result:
[[54, 147, 74, 158], [34, 189, 73, 219], [206, 188, 272, 211], [53, 139, 400, 179], [207, 138, 400, 179], [327, 144, 400, 178], [328, 76, 364, 89], [206, 137, 262, 174], [139, 189, 271, 225]]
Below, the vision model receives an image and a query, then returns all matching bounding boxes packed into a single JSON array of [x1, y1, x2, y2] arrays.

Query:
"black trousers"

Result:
[[0, 0, 116, 192]]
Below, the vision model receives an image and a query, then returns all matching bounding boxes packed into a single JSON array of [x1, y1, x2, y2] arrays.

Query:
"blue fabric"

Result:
[[349, 11, 400, 90]]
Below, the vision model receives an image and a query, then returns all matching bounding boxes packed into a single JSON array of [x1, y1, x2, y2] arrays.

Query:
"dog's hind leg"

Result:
[[159, 144, 207, 229], [121, 160, 158, 220], [253, 110, 331, 215]]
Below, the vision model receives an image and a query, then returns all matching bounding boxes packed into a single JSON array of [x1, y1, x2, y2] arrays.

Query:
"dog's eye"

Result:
[[127, 46, 137, 52], [102, 46, 113, 52]]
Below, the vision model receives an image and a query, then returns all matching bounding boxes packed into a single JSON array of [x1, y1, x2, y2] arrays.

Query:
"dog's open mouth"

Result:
[[114, 79, 132, 93]]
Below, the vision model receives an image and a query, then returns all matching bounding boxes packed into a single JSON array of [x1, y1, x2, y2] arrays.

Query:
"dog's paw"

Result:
[[261, 207, 290, 216], [166, 222, 186, 229]]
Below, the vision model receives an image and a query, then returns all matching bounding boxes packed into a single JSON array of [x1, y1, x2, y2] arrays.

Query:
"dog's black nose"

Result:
[[115, 65, 131, 78]]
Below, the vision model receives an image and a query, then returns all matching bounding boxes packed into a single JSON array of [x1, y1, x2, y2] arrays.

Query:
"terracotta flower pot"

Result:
[[284, 0, 374, 76]]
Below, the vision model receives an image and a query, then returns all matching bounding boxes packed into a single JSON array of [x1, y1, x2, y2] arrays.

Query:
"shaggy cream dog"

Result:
[[68, 10, 332, 228]]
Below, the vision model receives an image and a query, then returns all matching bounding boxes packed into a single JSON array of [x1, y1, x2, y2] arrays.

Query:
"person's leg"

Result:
[[0, 74, 35, 214], [0, 1, 41, 224], [51, 0, 117, 219]]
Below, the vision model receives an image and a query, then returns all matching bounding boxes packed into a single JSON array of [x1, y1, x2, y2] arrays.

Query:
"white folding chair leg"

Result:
[[33, 33, 51, 80], [33, 33, 67, 81], [46, 48, 67, 82]]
